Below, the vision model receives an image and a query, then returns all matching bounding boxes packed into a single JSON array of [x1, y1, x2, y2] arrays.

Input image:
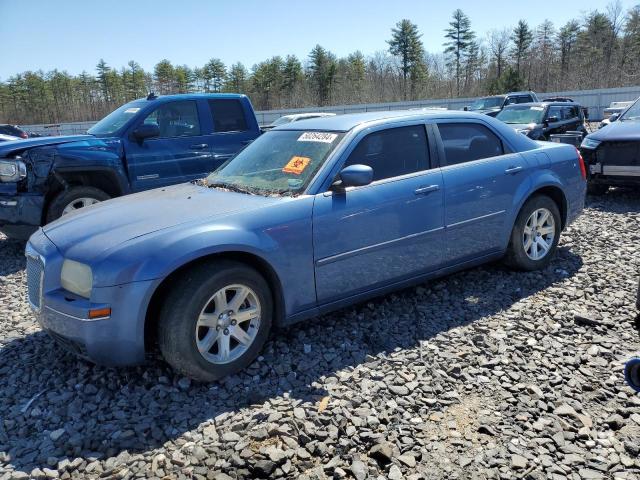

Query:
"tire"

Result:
[[504, 195, 561, 271], [158, 260, 273, 382], [587, 182, 609, 196], [625, 358, 640, 392], [46, 186, 110, 223]]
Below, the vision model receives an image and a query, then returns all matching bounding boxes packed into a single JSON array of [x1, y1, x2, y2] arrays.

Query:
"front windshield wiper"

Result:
[[207, 180, 256, 195]]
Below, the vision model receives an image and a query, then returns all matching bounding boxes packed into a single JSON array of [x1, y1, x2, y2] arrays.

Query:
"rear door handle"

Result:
[[414, 185, 440, 195], [213, 153, 232, 160], [189, 143, 209, 150], [504, 166, 523, 174]]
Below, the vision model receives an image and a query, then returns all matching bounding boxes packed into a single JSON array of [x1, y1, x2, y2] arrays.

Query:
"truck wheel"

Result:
[[504, 195, 561, 271], [46, 186, 110, 223], [587, 183, 608, 196], [158, 260, 273, 382]]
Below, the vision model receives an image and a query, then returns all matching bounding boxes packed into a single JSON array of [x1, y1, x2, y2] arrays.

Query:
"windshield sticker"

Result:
[[298, 132, 338, 143], [124, 108, 140, 114], [282, 156, 311, 175]]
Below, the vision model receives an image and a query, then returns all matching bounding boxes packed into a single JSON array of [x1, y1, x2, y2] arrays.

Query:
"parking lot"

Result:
[[0, 190, 637, 479]]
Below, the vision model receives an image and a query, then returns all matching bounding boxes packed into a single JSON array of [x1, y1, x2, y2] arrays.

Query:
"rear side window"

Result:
[[142, 101, 201, 137], [343, 125, 429, 181], [517, 95, 534, 103], [208, 99, 248, 133], [563, 106, 579, 119], [437, 123, 504, 166], [547, 106, 563, 121]]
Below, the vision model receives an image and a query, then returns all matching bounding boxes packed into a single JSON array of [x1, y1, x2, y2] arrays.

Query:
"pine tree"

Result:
[[308, 45, 337, 106], [388, 19, 425, 99], [444, 9, 475, 96], [511, 20, 533, 76]]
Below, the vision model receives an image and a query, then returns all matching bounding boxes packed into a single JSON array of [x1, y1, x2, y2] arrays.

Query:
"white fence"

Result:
[[20, 85, 640, 136]]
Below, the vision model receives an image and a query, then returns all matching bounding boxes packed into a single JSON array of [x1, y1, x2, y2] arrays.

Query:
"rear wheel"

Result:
[[504, 195, 561, 271], [46, 186, 110, 223], [158, 260, 273, 382]]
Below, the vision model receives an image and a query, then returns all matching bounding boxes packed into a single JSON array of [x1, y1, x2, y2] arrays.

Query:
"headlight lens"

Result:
[[0, 158, 26, 182], [581, 138, 601, 149], [61, 260, 93, 298]]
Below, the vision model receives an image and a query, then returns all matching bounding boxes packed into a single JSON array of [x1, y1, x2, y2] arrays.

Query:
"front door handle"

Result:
[[213, 153, 232, 160], [189, 143, 209, 150], [414, 185, 440, 195], [505, 166, 523, 175]]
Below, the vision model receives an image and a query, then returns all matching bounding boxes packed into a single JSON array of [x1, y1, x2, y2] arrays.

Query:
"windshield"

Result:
[[620, 98, 640, 121], [206, 130, 345, 196], [469, 97, 504, 110], [88, 101, 146, 135], [271, 116, 294, 126], [496, 105, 545, 124]]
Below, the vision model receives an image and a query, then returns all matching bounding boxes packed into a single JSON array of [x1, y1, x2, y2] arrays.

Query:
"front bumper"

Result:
[[27, 231, 156, 366], [0, 191, 44, 238], [581, 143, 640, 186]]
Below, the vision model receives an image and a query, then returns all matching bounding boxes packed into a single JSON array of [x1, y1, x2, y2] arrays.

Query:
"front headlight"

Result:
[[580, 138, 601, 149], [0, 158, 27, 183], [61, 260, 93, 298]]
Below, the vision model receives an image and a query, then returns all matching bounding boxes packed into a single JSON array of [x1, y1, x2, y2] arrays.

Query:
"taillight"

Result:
[[576, 148, 587, 180], [20, 133, 28, 139]]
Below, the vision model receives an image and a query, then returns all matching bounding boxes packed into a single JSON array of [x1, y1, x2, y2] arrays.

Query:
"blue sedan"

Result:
[[26, 110, 587, 381]]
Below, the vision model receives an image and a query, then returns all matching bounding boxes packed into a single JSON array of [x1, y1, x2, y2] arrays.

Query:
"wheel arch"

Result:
[[525, 184, 568, 229], [143, 250, 286, 352]]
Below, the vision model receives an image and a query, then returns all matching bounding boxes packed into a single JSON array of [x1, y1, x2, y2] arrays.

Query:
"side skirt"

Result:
[[281, 250, 505, 327]]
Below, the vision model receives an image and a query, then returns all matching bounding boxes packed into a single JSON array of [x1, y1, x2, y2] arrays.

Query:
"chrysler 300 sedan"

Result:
[[26, 110, 587, 381]]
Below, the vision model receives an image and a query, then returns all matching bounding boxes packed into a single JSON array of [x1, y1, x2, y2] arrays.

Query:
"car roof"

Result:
[[274, 109, 484, 132], [503, 101, 581, 108]]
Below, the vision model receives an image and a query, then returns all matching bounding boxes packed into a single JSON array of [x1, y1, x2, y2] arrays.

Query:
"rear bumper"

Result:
[[0, 193, 44, 238]]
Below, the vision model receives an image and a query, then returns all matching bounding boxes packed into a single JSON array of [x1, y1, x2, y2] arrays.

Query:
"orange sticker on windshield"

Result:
[[282, 156, 311, 175]]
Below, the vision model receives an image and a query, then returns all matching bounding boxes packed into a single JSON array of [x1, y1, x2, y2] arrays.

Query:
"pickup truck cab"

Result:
[[0, 93, 261, 238]]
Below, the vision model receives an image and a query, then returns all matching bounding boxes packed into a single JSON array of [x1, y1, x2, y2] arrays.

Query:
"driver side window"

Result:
[[343, 125, 430, 182], [142, 101, 201, 138]]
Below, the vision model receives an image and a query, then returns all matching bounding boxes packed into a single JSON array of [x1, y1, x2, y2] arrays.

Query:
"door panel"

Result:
[[313, 171, 445, 303], [435, 121, 529, 265], [441, 153, 528, 263], [124, 100, 214, 191]]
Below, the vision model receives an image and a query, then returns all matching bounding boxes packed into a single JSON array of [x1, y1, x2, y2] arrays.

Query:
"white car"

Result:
[[263, 112, 336, 130]]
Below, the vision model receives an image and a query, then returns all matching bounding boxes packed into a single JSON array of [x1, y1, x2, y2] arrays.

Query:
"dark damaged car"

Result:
[[0, 93, 261, 238], [580, 96, 640, 195]]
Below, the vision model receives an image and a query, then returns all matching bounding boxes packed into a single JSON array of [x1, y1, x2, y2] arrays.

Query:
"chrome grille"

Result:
[[26, 254, 44, 310]]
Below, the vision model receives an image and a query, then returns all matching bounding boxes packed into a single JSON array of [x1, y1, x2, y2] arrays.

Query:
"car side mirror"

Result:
[[610, 113, 620, 122], [463, 106, 468, 111], [132, 124, 160, 141], [333, 164, 373, 190]]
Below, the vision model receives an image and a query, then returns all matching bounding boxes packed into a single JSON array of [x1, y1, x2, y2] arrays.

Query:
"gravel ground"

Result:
[[1, 190, 640, 480]]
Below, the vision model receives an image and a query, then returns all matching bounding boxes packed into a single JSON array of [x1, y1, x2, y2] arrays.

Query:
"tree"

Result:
[[511, 20, 533, 76], [225, 62, 248, 93], [307, 45, 336, 106], [95, 59, 111, 101], [154, 59, 175, 94], [487, 29, 510, 79], [557, 20, 580, 75], [444, 9, 475, 96], [387, 19, 425, 99], [203, 58, 226, 92]]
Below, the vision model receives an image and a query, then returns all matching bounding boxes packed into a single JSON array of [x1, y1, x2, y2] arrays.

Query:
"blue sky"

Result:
[[0, 0, 635, 80]]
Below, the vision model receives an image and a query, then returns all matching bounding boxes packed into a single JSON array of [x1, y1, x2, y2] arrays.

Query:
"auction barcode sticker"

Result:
[[298, 132, 338, 143]]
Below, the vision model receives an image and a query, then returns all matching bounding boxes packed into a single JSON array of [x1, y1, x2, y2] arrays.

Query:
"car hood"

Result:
[[43, 183, 282, 258], [587, 120, 640, 142], [0, 134, 94, 158], [469, 108, 501, 116]]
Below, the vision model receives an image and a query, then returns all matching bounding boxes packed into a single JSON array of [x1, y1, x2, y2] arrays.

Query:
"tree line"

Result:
[[1, 2, 640, 125]]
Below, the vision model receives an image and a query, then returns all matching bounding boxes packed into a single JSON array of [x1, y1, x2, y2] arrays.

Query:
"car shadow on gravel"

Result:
[[0, 247, 583, 474], [587, 187, 640, 213]]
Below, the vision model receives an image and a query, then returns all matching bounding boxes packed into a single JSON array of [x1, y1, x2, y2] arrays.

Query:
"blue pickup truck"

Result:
[[0, 93, 261, 238]]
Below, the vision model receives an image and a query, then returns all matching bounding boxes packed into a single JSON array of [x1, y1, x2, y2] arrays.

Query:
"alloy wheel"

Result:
[[522, 207, 555, 261], [195, 284, 261, 364], [61, 197, 101, 215]]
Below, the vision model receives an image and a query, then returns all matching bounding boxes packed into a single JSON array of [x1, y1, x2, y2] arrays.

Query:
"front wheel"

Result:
[[158, 260, 273, 382], [46, 186, 110, 223], [504, 195, 561, 271]]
